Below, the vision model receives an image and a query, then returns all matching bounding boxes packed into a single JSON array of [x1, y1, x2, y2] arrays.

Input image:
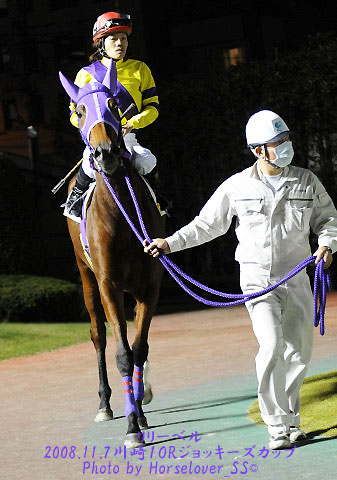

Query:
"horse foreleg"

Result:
[[98, 281, 144, 448], [76, 256, 113, 422], [132, 287, 160, 430], [142, 360, 153, 405], [133, 305, 153, 406]]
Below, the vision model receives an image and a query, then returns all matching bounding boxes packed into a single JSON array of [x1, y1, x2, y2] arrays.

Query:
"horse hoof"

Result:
[[124, 433, 145, 449], [142, 387, 153, 405], [138, 415, 149, 430], [94, 407, 114, 422]]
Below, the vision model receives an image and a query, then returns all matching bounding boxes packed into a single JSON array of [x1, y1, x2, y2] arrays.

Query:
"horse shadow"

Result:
[[144, 393, 257, 416]]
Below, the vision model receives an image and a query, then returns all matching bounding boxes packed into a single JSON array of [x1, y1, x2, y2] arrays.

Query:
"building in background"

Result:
[[1, 0, 337, 164], [0, 0, 144, 167], [143, 1, 337, 76]]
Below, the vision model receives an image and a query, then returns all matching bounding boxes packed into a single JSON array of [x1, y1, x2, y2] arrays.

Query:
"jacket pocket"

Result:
[[287, 197, 313, 230], [235, 198, 263, 215], [235, 198, 265, 233]]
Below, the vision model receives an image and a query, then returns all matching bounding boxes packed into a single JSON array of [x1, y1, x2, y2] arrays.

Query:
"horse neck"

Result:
[[96, 162, 143, 207]]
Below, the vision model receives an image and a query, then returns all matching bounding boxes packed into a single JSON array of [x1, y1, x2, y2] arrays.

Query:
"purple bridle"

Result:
[[75, 85, 122, 149], [59, 60, 123, 159]]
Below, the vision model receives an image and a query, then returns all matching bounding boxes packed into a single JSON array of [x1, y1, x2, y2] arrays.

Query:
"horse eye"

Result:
[[76, 110, 83, 119], [108, 99, 118, 111]]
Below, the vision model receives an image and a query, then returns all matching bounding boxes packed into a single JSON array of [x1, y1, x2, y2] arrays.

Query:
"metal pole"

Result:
[[27, 125, 38, 175]]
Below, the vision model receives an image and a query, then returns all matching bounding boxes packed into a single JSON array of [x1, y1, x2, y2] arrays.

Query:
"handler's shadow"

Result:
[[148, 412, 245, 430], [107, 394, 257, 423], [293, 426, 337, 448], [144, 394, 257, 416]]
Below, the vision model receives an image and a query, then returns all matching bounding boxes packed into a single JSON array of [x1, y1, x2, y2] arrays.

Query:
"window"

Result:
[[188, 45, 245, 74], [223, 47, 245, 68]]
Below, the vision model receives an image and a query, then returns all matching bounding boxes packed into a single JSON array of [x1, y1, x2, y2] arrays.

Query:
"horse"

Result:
[[59, 60, 165, 448]]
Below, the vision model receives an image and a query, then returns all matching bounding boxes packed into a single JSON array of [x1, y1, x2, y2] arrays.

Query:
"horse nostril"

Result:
[[112, 146, 121, 155], [94, 146, 102, 159], [94, 144, 113, 159]]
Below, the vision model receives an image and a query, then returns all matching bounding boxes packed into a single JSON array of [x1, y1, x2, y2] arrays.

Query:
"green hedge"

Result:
[[0, 275, 84, 323]]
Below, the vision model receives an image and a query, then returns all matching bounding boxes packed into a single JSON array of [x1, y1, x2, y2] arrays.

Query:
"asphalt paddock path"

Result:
[[1, 293, 337, 480]]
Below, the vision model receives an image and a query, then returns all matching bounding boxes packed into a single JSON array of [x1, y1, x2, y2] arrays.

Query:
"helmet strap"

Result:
[[261, 145, 280, 170], [99, 38, 111, 59]]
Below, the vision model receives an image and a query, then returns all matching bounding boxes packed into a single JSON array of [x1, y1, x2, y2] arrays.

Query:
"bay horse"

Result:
[[59, 60, 165, 448]]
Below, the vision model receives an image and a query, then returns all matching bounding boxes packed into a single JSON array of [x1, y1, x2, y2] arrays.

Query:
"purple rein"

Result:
[[98, 166, 330, 336]]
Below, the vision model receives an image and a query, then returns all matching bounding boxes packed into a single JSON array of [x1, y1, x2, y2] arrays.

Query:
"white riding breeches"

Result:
[[81, 132, 157, 179], [241, 269, 314, 429]]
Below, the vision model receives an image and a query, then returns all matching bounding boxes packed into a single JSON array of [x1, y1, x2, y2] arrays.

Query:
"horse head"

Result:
[[59, 60, 123, 175]]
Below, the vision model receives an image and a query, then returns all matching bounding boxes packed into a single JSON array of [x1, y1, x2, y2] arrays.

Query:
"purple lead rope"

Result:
[[99, 168, 330, 335]]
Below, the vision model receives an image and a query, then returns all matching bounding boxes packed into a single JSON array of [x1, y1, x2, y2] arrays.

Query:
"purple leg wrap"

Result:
[[133, 366, 144, 401], [123, 376, 139, 418]]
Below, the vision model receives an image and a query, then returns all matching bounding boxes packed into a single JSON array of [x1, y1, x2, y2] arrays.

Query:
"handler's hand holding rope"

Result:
[[313, 246, 333, 268], [143, 238, 170, 257]]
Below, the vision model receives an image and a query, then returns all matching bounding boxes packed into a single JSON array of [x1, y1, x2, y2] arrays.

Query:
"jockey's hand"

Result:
[[122, 121, 133, 136], [313, 246, 333, 269], [143, 238, 170, 258]]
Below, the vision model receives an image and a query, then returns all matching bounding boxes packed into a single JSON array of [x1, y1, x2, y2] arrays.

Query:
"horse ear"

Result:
[[59, 71, 80, 103], [102, 59, 117, 94]]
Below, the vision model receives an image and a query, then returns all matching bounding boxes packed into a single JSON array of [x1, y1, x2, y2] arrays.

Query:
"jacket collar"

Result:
[[250, 162, 297, 183]]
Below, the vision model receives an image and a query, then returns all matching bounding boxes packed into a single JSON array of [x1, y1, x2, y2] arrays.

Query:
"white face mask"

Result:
[[270, 140, 294, 168]]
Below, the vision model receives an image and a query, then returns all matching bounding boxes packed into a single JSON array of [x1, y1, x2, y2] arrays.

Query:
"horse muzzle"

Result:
[[94, 145, 121, 175]]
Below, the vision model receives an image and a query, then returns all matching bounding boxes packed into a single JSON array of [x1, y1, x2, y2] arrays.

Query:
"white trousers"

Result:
[[241, 270, 314, 430], [82, 132, 157, 179]]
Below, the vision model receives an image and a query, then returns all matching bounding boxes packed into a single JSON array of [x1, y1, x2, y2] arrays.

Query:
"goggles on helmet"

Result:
[[102, 16, 130, 30], [93, 13, 132, 42]]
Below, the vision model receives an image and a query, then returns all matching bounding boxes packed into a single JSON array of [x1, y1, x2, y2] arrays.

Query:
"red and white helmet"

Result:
[[93, 12, 132, 42]]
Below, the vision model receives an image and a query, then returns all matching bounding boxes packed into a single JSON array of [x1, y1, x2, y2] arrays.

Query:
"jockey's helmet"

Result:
[[93, 12, 132, 42], [246, 110, 290, 148]]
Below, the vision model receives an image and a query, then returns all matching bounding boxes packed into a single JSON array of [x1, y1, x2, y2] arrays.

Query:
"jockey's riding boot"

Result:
[[64, 167, 93, 219], [144, 169, 173, 217]]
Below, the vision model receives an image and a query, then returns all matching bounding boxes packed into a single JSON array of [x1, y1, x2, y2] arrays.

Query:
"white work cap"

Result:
[[246, 110, 290, 147]]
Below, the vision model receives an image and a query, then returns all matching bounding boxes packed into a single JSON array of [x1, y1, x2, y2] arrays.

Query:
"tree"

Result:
[[139, 32, 337, 287]]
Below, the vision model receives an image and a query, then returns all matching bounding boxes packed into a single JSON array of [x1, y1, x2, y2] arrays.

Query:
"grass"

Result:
[[247, 370, 337, 437], [0, 323, 112, 361]]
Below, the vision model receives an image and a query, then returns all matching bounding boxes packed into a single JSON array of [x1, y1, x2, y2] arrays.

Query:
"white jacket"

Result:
[[166, 162, 337, 280]]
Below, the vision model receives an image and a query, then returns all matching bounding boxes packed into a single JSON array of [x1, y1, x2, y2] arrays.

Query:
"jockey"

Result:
[[64, 11, 159, 221]]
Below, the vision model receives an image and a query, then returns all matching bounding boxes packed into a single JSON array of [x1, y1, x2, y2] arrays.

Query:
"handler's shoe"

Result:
[[269, 432, 292, 450], [289, 426, 307, 442]]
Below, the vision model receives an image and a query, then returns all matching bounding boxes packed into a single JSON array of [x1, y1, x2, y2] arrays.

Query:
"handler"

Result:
[[144, 110, 337, 449], [65, 11, 159, 220]]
